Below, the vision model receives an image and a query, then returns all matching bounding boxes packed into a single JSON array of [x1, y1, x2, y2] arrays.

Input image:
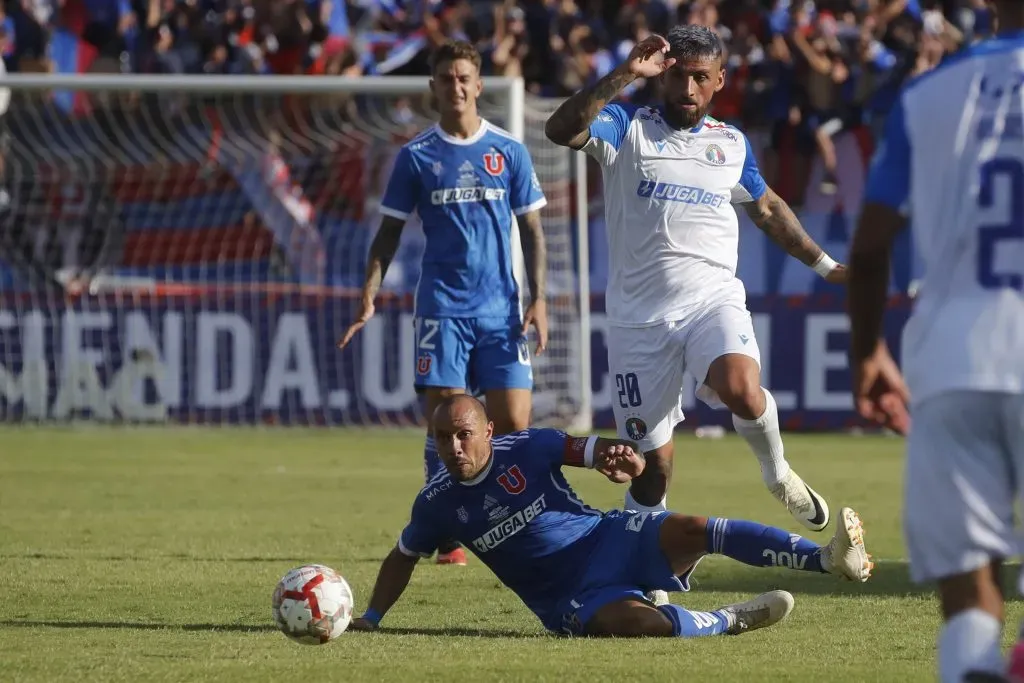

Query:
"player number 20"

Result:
[[977, 158, 1024, 291], [615, 373, 642, 408]]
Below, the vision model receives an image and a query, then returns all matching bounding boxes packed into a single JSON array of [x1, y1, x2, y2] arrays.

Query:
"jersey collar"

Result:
[[433, 118, 489, 146], [459, 448, 494, 486]]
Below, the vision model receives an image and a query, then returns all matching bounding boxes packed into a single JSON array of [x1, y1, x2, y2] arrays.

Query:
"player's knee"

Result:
[[658, 514, 711, 569], [717, 376, 764, 419]]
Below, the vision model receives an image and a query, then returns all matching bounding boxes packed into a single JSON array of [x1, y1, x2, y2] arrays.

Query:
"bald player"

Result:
[[348, 394, 873, 637]]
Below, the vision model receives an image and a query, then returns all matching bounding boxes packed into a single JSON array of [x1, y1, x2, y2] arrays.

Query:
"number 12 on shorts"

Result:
[[615, 373, 642, 408]]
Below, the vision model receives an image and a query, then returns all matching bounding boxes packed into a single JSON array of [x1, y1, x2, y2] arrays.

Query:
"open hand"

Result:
[[595, 443, 645, 483], [851, 342, 911, 436], [522, 300, 548, 355], [337, 297, 375, 350], [623, 35, 676, 79]]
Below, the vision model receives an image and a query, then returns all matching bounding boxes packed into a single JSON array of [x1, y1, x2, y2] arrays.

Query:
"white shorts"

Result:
[[606, 300, 761, 452], [904, 391, 1024, 585]]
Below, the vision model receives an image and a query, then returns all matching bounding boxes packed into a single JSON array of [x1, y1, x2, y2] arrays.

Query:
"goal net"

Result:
[[0, 75, 591, 429]]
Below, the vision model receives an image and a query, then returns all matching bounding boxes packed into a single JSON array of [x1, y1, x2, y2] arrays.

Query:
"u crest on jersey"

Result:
[[496, 465, 526, 495], [483, 151, 505, 176]]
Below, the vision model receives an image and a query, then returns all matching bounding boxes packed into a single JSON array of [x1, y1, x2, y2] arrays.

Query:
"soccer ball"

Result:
[[272, 564, 354, 644]]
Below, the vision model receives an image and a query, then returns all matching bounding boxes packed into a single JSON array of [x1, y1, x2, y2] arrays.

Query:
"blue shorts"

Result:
[[413, 316, 533, 392], [535, 510, 700, 636]]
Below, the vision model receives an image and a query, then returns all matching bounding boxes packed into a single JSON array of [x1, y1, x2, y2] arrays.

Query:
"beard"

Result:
[[663, 101, 708, 130]]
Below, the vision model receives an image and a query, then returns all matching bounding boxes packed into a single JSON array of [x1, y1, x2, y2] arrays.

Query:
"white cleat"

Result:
[[645, 590, 670, 607], [718, 590, 795, 635], [820, 507, 873, 582], [769, 469, 830, 532]]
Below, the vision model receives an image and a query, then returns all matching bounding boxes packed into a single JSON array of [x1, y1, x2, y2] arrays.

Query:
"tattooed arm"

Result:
[[518, 209, 549, 354], [743, 187, 847, 283], [545, 35, 676, 149], [544, 67, 638, 149]]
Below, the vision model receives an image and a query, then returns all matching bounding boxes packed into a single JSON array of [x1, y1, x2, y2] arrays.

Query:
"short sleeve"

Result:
[[397, 495, 443, 558], [864, 96, 910, 211], [508, 144, 547, 216], [581, 103, 639, 166], [518, 427, 573, 467], [380, 146, 419, 221], [730, 133, 768, 204]]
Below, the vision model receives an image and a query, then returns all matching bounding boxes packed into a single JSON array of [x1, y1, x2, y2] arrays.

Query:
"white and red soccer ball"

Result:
[[272, 564, 354, 644]]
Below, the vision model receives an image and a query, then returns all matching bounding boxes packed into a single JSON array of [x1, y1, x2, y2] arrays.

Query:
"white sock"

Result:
[[731, 388, 790, 487], [938, 609, 1004, 683], [625, 489, 667, 513]]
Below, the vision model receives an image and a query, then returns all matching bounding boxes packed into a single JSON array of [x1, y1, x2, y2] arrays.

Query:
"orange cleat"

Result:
[[436, 547, 467, 565]]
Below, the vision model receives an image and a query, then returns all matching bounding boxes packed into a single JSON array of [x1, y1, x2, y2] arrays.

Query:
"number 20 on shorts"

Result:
[[615, 373, 642, 409]]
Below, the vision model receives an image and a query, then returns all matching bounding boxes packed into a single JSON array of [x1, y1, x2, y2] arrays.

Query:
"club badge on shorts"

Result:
[[625, 416, 648, 441]]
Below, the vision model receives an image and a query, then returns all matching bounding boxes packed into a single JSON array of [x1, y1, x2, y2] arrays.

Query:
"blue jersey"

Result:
[[380, 120, 547, 319], [399, 429, 604, 609]]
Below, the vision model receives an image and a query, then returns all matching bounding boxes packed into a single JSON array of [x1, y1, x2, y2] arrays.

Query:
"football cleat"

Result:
[[718, 590, 795, 635], [820, 507, 873, 582], [769, 469, 830, 532], [436, 548, 467, 566]]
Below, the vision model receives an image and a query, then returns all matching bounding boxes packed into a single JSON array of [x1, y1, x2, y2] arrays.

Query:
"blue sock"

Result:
[[423, 436, 442, 482], [706, 517, 825, 573], [658, 604, 732, 637]]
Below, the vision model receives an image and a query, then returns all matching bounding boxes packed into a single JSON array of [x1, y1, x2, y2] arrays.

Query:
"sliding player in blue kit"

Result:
[[337, 41, 549, 567], [349, 395, 873, 637]]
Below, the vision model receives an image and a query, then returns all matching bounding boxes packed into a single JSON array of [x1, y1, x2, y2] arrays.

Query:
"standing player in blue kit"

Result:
[[338, 41, 549, 567]]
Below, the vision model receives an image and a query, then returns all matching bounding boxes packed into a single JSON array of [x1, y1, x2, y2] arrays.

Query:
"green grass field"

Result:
[[1, 428, 1020, 682]]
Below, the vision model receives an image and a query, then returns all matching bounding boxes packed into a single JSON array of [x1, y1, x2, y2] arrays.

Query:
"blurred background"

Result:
[[0, 0, 981, 430]]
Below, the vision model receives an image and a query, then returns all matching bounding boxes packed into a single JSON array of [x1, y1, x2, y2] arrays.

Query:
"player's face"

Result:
[[430, 59, 482, 119], [433, 407, 494, 481], [660, 56, 724, 129]]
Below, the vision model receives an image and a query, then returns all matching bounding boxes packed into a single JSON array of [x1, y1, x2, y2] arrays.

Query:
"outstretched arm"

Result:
[[743, 187, 846, 284], [563, 435, 645, 483], [349, 546, 419, 631]]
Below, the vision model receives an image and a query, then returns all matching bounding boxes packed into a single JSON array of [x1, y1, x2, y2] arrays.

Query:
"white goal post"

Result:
[[0, 73, 592, 430]]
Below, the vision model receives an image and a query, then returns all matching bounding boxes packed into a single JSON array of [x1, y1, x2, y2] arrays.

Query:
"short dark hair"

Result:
[[429, 40, 482, 75], [666, 24, 723, 62]]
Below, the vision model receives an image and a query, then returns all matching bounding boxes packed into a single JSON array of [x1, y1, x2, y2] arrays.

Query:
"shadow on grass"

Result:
[[374, 626, 545, 638], [686, 561, 1024, 599], [0, 620, 276, 633], [0, 620, 543, 639], [0, 553, 384, 564]]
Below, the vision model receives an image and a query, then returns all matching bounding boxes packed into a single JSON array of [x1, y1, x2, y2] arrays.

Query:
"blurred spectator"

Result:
[[0, 0, 989, 203]]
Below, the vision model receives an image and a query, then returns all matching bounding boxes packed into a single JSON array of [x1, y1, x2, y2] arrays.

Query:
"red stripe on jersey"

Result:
[[563, 436, 588, 466]]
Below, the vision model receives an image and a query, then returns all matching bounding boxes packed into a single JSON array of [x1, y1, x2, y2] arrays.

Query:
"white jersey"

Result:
[[581, 105, 767, 327], [865, 34, 1024, 404]]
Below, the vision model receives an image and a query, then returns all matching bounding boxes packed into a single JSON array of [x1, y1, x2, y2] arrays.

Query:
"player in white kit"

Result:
[[545, 24, 846, 601], [848, 2, 1024, 681]]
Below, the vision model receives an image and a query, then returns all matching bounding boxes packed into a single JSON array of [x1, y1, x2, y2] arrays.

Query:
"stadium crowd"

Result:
[[0, 0, 995, 289], [0, 0, 991, 195]]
